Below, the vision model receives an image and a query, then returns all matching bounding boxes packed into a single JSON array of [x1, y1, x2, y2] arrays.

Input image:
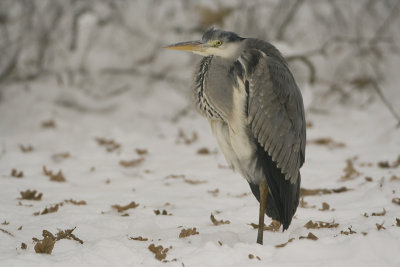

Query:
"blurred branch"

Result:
[[350, 76, 400, 127], [370, 80, 400, 127], [286, 55, 316, 84], [0, 47, 20, 83], [275, 0, 305, 41], [100, 67, 186, 86], [70, 6, 91, 51], [370, 0, 400, 44]]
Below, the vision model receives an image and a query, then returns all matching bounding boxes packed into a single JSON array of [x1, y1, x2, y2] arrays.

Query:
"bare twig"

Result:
[[371, 0, 400, 43], [286, 55, 316, 84], [276, 0, 305, 41], [370, 80, 400, 127]]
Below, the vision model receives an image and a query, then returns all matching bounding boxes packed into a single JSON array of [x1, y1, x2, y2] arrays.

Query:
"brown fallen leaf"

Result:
[[42, 166, 66, 182], [135, 148, 148, 155], [148, 243, 169, 261], [34, 203, 63, 216], [396, 218, 400, 227], [249, 223, 260, 229], [371, 208, 386, 216], [50, 170, 66, 182], [376, 222, 386, 231], [177, 129, 198, 145], [378, 161, 390, 168], [33, 228, 81, 254], [51, 152, 70, 162], [210, 213, 230, 225], [43, 166, 53, 176], [392, 198, 400, 205], [304, 220, 339, 229], [300, 197, 316, 208], [391, 175, 400, 182], [276, 238, 295, 248], [33, 228, 83, 251], [129, 236, 148, 241], [179, 228, 199, 238], [197, 147, 215, 155], [40, 205, 60, 215], [2, 221, 9, 225], [340, 226, 356, 235], [378, 156, 400, 168], [165, 174, 186, 179], [11, 169, 24, 178], [64, 199, 87, 205], [248, 254, 261, 260], [228, 192, 251, 198], [111, 201, 139, 212], [365, 177, 373, 182], [55, 227, 83, 244], [154, 209, 169, 216], [341, 158, 360, 181], [21, 242, 27, 249], [249, 220, 281, 232], [119, 158, 145, 168], [308, 137, 345, 149], [301, 186, 351, 196], [184, 178, 207, 185], [34, 237, 55, 254], [207, 188, 219, 197], [95, 137, 121, 152], [319, 202, 330, 211], [19, 144, 34, 153], [299, 232, 318, 241], [41, 120, 56, 128], [19, 190, 43, 201], [331, 187, 351, 193]]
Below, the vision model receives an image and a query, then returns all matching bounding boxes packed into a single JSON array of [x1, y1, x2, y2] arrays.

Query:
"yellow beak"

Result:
[[164, 40, 206, 52]]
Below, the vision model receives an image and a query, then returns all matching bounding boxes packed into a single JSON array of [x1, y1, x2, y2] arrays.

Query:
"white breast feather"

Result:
[[207, 61, 263, 184], [229, 78, 261, 183]]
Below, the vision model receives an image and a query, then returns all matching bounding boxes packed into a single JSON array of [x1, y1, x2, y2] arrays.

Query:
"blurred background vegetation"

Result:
[[0, 0, 399, 124]]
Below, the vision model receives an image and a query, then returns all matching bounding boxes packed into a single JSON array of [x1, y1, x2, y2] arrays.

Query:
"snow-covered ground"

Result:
[[0, 73, 400, 267]]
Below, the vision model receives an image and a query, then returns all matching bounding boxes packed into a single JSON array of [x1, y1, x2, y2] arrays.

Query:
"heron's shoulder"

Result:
[[242, 38, 285, 62]]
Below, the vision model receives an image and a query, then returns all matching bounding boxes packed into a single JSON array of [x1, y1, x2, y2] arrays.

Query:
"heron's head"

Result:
[[165, 28, 245, 59]]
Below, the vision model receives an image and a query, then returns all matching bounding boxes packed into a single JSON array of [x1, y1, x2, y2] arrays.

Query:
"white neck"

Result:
[[194, 42, 244, 60]]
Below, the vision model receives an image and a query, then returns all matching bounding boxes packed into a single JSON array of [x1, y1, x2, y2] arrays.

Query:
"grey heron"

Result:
[[165, 28, 306, 245]]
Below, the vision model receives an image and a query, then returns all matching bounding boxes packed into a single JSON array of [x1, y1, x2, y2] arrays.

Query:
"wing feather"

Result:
[[243, 48, 306, 183]]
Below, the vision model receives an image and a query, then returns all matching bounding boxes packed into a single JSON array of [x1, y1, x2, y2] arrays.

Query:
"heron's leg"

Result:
[[257, 179, 268, 245]]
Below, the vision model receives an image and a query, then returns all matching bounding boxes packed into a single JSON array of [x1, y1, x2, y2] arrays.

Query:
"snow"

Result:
[[1, 2, 400, 264], [0, 72, 400, 267]]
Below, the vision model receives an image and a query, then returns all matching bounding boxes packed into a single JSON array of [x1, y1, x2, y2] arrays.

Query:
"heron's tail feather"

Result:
[[249, 144, 301, 230]]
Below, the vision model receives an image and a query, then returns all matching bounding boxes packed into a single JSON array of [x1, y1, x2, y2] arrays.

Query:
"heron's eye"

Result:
[[215, 40, 222, 47]]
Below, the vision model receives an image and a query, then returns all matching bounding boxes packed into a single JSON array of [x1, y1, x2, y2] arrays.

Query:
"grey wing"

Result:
[[244, 50, 306, 183]]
